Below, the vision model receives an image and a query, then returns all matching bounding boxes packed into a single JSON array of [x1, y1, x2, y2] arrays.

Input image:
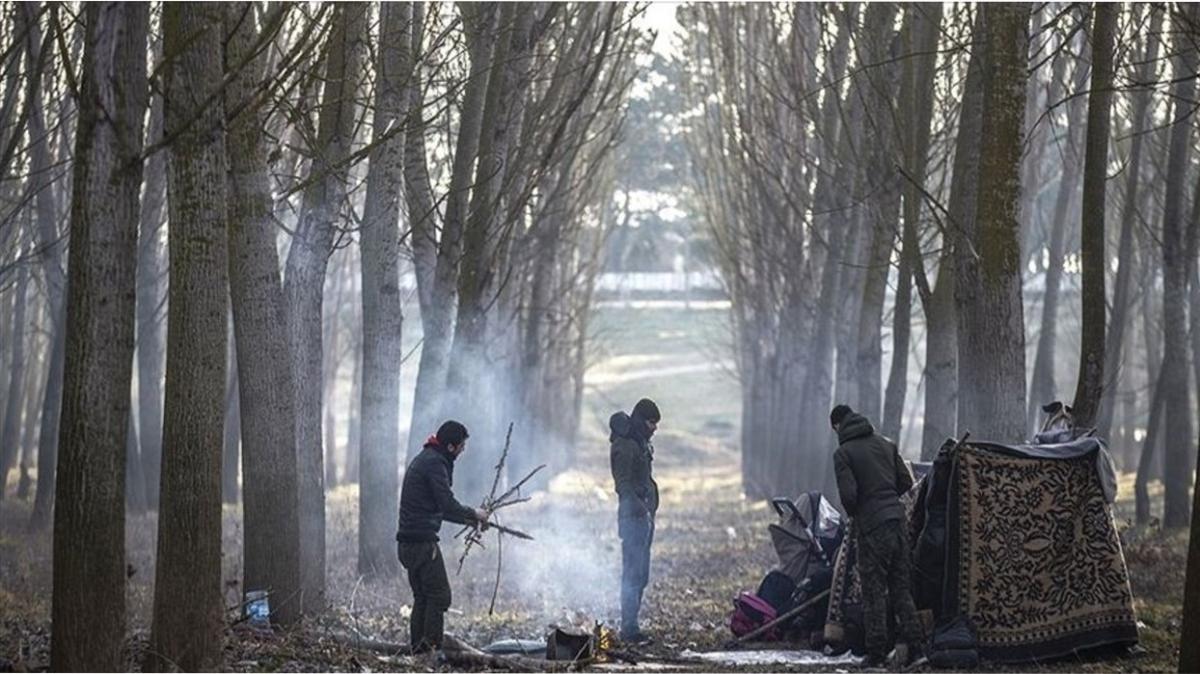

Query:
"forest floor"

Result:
[[0, 449, 1188, 673], [0, 303, 1189, 672]]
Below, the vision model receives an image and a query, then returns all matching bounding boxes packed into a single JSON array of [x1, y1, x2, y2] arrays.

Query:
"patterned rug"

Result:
[[945, 444, 1137, 661], [824, 442, 1138, 663]]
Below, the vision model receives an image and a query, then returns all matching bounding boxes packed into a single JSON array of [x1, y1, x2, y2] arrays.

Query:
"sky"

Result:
[[636, 2, 685, 58]]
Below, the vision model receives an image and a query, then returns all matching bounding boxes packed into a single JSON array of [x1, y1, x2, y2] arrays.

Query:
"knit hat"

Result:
[[632, 398, 661, 423], [830, 404, 853, 428], [436, 420, 470, 447]]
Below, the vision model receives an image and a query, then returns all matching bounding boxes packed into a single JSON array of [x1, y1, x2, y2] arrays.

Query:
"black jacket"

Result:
[[610, 412, 659, 519], [832, 412, 914, 535], [396, 443, 478, 543]]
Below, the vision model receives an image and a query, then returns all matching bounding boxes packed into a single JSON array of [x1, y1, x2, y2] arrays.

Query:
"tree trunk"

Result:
[[1027, 35, 1090, 431], [345, 330, 362, 484], [50, 4, 148, 670], [1096, 14, 1160, 439], [1136, 367, 1167, 524], [928, 7, 984, 458], [322, 265, 344, 490], [1069, 3, 1115, 428], [17, 327, 45, 500], [853, 3, 901, 424], [358, 0, 410, 578], [136, 34, 168, 511], [147, 4, 228, 670], [956, 4, 1029, 444], [282, 3, 367, 611], [444, 3, 538, 496], [222, 0, 303, 627], [221, 347, 241, 505], [0, 265, 29, 494], [23, 0, 68, 531], [406, 4, 496, 461], [1159, 4, 1199, 529], [884, 3, 942, 441], [125, 409, 147, 515], [1181, 431, 1200, 671]]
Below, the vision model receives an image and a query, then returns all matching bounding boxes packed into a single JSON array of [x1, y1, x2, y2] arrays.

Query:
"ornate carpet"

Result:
[[944, 444, 1137, 661]]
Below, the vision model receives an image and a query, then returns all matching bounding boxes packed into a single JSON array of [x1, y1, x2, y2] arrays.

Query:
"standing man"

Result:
[[396, 420, 488, 653], [830, 404, 924, 667], [610, 398, 661, 643]]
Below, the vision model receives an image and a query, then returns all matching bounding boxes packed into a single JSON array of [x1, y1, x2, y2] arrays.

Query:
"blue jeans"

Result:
[[619, 515, 654, 635]]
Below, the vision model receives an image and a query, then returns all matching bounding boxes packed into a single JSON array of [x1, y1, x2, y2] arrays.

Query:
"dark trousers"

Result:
[[619, 515, 654, 635], [398, 542, 452, 652], [857, 524, 923, 658]]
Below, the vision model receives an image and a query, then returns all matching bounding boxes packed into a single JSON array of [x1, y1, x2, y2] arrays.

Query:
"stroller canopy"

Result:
[[769, 492, 844, 585]]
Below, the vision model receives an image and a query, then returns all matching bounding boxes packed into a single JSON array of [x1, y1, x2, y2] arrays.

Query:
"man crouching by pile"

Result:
[[829, 404, 925, 668], [396, 420, 489, 654]]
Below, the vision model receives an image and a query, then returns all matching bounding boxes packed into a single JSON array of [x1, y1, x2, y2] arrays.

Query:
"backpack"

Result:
[[729, 592, 779, 639]]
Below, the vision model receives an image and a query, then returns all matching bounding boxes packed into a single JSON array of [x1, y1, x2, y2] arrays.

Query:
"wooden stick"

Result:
[[724, 589, 831, 648], [489, 522, 504, 615]]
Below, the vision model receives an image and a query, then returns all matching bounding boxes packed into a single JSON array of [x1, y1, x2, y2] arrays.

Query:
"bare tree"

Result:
[[358, 0, 411, 578], [50, 3, 148, 670], [1069, 2, 1116, 428], [1158, 4, 1199, 529], [222, 1, 303, 625], [282, 3, 367, 610], [956, 3, 1029, 443], [147, 3, 229, 669]]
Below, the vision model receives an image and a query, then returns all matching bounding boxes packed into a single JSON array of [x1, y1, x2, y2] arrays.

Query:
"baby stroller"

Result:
[[730, 492, 846, 643], [766, 492, 845, 638]]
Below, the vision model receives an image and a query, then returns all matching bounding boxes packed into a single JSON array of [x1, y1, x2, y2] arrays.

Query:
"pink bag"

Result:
[[729, 592, 780, 639]]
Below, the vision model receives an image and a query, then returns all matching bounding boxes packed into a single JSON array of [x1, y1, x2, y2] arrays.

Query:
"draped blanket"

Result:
[[825, 441, 1138, 663]]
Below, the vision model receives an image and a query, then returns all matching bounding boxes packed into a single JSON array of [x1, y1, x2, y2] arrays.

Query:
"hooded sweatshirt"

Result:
[[832, 412, 914, 535], [609, 411, 659, 519]]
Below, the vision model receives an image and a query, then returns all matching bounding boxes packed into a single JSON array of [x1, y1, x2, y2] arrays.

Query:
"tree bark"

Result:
[[444, 3, 538, 495], [147, 4, 229, 670], [956, 4, 1029, 444], [1159, 4, 1198, 529], [358, 0, 410, 578], [282, 3, 367, 611], [1069, 3, 1115, 428], [49, 4, 147, 670], [406, 4, 496, 460], [221, 346, 241, 505], [136, 35, 168, 511], [884, 3, 942, 441], [222, 0, 303, 626], [23, 0, 68, 531], [1096, 13, 1160, 439], [1027, 33, 1090, 431], [0, 264, 29, 494], [853, 3, 901, 424], [17, 324, 45, 500], [1182, 433, 1200, 672]]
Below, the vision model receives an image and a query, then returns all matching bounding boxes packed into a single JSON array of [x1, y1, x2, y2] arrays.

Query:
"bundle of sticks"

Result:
[[454, 423, 543, 613]]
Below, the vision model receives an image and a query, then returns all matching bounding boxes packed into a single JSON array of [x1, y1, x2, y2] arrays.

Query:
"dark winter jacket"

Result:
[[610, 412, 659, 519], [832, 412, 914, 535], [396, 442, 479, 543]]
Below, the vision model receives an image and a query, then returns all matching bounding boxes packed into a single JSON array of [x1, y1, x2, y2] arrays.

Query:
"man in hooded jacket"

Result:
[[830, 404, 923, 667], [610, 398, 661, 642]]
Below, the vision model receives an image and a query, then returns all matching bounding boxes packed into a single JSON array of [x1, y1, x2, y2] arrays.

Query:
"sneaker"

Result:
[[891, 642, 928, 669]]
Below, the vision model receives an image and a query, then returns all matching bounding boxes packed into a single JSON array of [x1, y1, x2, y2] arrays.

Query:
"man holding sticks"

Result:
[[396, 420, 489, 653]]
